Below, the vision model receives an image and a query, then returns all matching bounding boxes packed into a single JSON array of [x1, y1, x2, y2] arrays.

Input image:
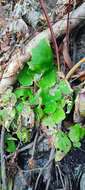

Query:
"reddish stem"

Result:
[[39, 0, 60, 71]]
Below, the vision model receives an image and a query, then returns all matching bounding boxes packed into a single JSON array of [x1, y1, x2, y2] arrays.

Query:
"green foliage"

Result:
[[44, 101, 57, 114], [68, 124, 85, 148], [5, 134, 16, 153], [42, 107, 65, 128], [38, 68, 57, 89], [59, 80, 73, 95], [35, 106, 44, 121], [54, 130, 71, 161], [17, 66, 34, 86], [27, 39, 53, 73], [16, 102, 24, 113], [6, 140, 16, 153], [17, 128, 30, 143], [1, 39, 76, 158], [15, 88, 33, 99], [54, 124, 85, 161], [52, 107, 65, 124]]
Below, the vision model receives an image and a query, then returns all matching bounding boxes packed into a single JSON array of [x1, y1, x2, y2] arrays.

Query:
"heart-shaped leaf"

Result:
[[38, 68, 57, 89], [52, 107, 65, 124], [28, 39, 53, 73], [17, 66, 34, 86]]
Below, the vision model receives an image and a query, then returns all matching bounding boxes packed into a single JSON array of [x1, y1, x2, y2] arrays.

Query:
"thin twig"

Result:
[[45, 178, 51, 190], [45, 148, 54, 190], [66, 57, 85, 80], [31, 132, 38, 159], [6, 134, 45, 160], [70, 71, 85, 83], [56, 164, 65, 189], [1, 127, 7, 190], [39, 0, 60, 71], [34, 147, 55, 190]]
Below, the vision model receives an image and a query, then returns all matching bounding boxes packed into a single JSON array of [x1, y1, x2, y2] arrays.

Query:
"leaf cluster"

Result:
[[54, 124, 85, 161], [1, 39, 83, 159]]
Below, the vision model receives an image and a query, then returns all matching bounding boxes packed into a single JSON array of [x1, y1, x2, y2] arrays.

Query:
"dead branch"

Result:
[[66, 57, 85, 80], [0, 2, 85, 94]]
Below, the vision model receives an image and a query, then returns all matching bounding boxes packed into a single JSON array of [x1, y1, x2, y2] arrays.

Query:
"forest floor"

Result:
[[0, 1, 85, 190]]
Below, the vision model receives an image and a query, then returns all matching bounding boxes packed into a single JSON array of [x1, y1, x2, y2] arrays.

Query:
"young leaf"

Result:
[[17, 128, 30, 143], [54, 131, 71, 161], [38, 69, 56, 89], [15, 88, 33, 99], [6, 139, 16, 153], [59, 80, 73, 95], [29, 90, 42, 106], [17, 65, 34, 86], [52, 107, 65, 124], [42, 115, 55, 128], [54, 131, 71, 154], [41, 90, 55, 105], [28, 39, 53, 73], [68, 124, 85, 147], [35, 106, 44, 121], [16, 102, 24, 113], [44, 101, 57, 114], [53, 89, 62, 101]]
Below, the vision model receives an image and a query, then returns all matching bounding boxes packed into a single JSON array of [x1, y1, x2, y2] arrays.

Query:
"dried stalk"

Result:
[[66, 57, 85, 80]]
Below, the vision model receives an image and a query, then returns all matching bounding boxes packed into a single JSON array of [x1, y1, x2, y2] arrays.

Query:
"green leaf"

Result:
[[54, 131, 71, 154], [6, 139, 16, 153], [29, 90, 42, 106], [73, 141, 81, 148], [17, 65, 34, 86], [68, 124, 85, 147], [41, 90, 55, 105], [17, 128, 30, 143], [16, 102, 24, 113], [15, 88, 33, 99], [59, 80, 73, 95], [28, 39, 53, 73], [42, 105, 65, 127], [35, 106, 44, 121], [2, 89, 17, 106], [52, 107, 65, 124], [44, 101, 57, 114], [42, 115, 55, 128], [38, 69, 56, 89], [53, 89, 62, 101], [54, 131, 71, 161]]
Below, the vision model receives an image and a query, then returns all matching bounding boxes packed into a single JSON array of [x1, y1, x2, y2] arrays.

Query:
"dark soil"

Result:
[[12, 139, 85, 190]]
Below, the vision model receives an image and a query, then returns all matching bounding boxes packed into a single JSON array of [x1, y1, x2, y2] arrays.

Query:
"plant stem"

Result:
[[39, 0, 60, 71]]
